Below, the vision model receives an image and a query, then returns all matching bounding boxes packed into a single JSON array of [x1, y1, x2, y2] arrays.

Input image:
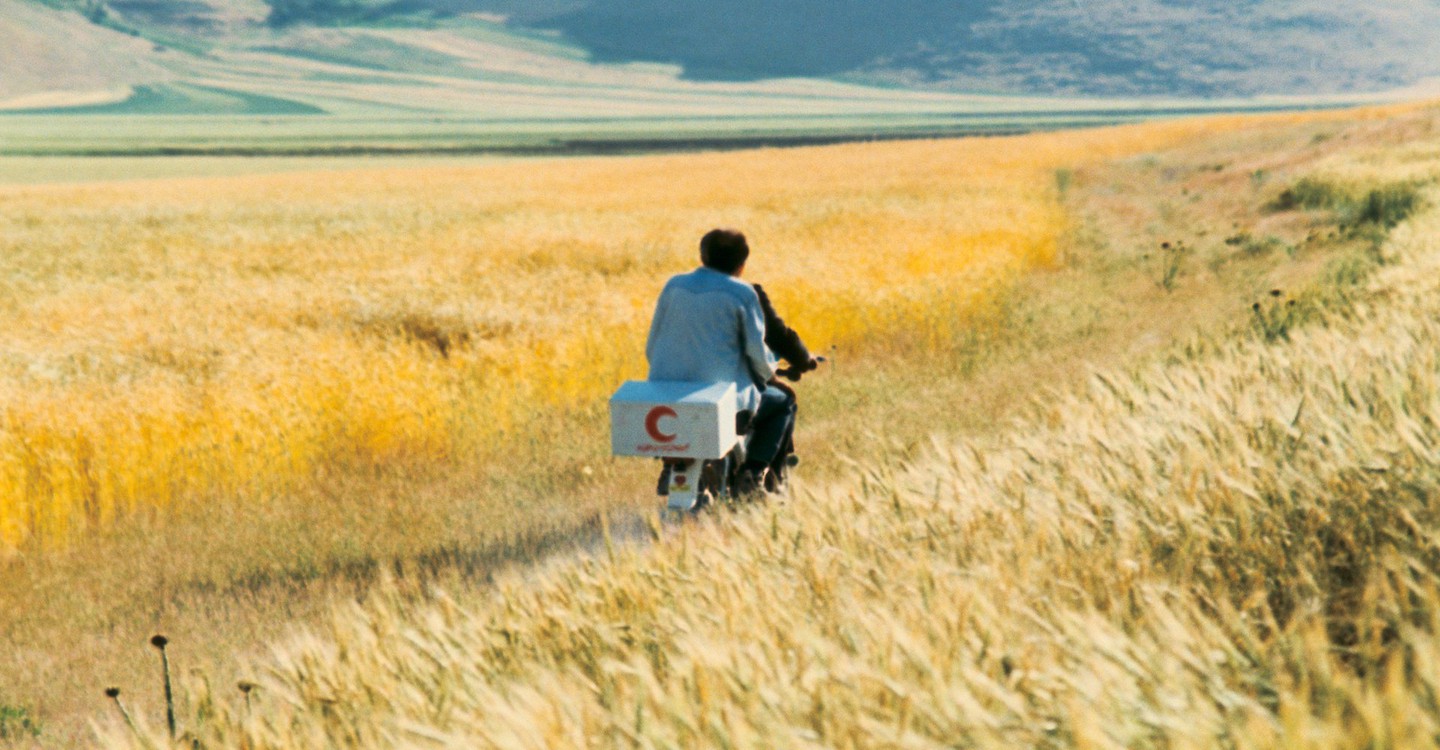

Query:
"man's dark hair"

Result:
[[700, 229, 749, 275]]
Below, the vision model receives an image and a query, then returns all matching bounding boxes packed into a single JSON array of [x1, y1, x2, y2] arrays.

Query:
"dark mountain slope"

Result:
[[13, 0, 1440, 98], [544, 0, 1440, 96], [549, 1, 993, 82]]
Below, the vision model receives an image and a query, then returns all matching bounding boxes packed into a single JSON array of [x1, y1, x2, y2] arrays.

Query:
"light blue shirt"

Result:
[[646, 267, 776, 413]]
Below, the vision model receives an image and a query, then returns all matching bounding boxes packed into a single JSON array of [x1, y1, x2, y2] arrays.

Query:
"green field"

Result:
[[0, 101, 1361, 159]]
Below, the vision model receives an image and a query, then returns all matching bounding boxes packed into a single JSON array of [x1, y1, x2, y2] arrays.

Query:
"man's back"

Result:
[[646, 266, 774, 413]]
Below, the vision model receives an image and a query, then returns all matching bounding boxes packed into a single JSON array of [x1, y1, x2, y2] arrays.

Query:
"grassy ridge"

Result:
[[112, 189, 1440, 747]]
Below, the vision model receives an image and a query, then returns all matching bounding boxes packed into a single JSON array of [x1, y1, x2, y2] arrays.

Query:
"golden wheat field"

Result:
[[3, 101, 1437, 748], [0, 111, 1350, 550], [100, 117, 1440, 748]]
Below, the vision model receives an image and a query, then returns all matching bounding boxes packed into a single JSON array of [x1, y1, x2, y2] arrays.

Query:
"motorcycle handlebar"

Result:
[[775, 355, 827, 382]]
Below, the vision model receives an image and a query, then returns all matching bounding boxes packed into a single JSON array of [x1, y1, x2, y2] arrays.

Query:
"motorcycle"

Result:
[[654, 359, 822, 513]]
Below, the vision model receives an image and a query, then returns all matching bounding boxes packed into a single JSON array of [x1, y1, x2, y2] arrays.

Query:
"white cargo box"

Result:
[[610, 381, 738, 460]]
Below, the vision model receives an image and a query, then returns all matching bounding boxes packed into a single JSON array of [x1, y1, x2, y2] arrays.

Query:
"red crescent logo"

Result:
[[645, 406, 679, 443]]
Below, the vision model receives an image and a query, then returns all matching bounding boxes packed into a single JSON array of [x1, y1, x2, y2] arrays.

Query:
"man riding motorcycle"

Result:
[[646, 229, 819, 496]]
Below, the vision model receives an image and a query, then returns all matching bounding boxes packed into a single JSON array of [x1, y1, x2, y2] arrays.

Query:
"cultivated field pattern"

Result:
[[3, 1, 1383, 157]]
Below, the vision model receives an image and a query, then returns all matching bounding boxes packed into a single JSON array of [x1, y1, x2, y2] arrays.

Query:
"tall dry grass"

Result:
[[2, 112, 1359, 550], [103, 191, 1440, 747]]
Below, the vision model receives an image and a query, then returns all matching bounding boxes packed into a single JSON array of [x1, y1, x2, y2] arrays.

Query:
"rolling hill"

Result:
[[0, 0, 1101, 124], [549, 0, 1440, 97], [3, 0, 1438, 120], [0, 0, 170, 106]]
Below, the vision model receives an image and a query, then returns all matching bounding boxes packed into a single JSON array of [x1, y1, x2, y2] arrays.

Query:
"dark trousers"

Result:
[[748, 386, 796, 468]]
